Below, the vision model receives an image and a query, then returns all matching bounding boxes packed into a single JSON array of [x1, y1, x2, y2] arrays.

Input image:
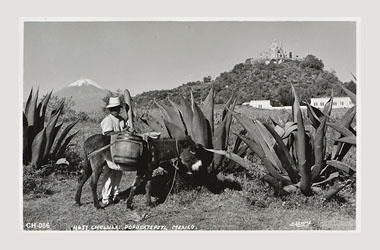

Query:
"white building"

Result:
[[310, 97, 354, 109], [243, 100, 273, 109], [242, 96, 354, 110]]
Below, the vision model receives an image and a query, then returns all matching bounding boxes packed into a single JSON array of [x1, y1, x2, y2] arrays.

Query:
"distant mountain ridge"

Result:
[[54, 78, 109, 112]]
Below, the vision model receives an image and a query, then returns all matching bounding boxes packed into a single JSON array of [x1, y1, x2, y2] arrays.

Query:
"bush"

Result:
[[300, 54, 324, 70]]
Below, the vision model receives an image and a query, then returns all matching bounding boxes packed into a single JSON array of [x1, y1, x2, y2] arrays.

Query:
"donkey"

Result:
[[74, 134, 203, 209]]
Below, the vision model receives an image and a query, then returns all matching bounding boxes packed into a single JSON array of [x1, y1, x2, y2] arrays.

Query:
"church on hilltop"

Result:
[[245, 40, 300, 65]]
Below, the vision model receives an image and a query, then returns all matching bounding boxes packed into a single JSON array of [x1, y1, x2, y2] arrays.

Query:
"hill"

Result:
[[133, 55, 356, 108]]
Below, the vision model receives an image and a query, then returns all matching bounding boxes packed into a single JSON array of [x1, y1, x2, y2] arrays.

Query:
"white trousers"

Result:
[[101, 161, 122, 203]]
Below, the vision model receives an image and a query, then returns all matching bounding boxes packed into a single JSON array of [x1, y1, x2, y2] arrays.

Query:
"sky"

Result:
[[23, 21, 356, 98]]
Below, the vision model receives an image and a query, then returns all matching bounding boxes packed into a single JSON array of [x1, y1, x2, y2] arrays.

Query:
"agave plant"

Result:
[[151, 87, 249, 182], [23, 88, 79, 168], [211, 82, 356, 200]]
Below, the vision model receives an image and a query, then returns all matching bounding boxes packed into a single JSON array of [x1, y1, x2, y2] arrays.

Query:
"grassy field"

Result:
[[23, 107, 356, 231], [23, 171, 356, 231]]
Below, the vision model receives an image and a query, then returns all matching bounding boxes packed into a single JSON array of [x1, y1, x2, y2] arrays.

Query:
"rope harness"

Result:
[[87, 141, 116, 159]]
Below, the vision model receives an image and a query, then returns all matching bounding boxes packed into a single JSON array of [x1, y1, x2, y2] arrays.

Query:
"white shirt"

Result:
[[100, 114, 126, 135]]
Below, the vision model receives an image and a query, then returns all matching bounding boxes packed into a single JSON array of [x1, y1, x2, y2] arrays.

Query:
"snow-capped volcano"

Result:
[[54, 78, 109, 112], [67, 78, 105, 89]]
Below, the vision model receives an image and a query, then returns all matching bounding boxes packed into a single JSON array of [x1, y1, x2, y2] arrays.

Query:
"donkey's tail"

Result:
[[78, 146, 92, 183]]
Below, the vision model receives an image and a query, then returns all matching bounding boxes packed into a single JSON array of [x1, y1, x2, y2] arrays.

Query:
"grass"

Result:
[[23, 107, 356, 231], [23, 170, 356, 231]]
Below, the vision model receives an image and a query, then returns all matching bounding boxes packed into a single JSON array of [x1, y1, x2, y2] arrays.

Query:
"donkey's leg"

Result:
[[74, 159, 92, 206], [90, 159, 104, 208], [126, 173, 143, 209], [145, 168, 153, 207]]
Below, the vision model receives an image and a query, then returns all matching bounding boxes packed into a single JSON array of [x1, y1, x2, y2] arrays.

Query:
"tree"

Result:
[[277, 85, 292, 106], [203, 76, 212, 83], [300, 54, 324, 70], [344, 80, 356, 94]]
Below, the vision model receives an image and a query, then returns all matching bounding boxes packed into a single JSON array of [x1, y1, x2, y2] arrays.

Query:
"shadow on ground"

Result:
[[118, 170, 242, 205]]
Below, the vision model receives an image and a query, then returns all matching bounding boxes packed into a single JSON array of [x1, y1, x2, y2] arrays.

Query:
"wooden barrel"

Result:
[[111, 133, 144, 165]]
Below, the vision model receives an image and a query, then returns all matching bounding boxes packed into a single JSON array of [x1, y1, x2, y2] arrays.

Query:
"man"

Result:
[[99, 96, 129, 207]]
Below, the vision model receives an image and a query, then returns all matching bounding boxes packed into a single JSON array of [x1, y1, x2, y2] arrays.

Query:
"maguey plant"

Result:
[[151, 87, 249, 184], [211, 82, 356, 200], [23, 88, 79, 168]]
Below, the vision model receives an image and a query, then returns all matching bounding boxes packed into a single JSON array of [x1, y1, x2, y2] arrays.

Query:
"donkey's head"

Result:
[[176, 136, 205, 175]]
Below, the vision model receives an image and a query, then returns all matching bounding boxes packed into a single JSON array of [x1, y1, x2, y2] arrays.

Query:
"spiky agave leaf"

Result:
[[295, 92, 312, 195], [327, 122, 355, 138], [26, 87, 39, 127], [235, 133, 291, 185], [305, 101, 322, 129], [168, 97, 192, 136], [322, 91, 334, 116], [138, 115, 168, 138], [124, 89, 134, 130], [262, 174, 283, 195], [31, 128, 47, 168], [291, 84, 300, 122], [311, 117, 327, 181], [255, 120, 285, 173], [224, 144, 249, 172], [282, 122, 298, 139], [229, 111, 281, 171], [212, 118, 227, 167], [24, 88, 33, 116], [340, 106, 356, 128], [36, 90, 53, 134], [191, 101, 209, 147], [312, 172, 339, 186], [333, 106, 356, 159], [350, 73, 357, 81], [177, 95, 194, 136], [50, 99, 64, 118], [51, 120, 79, 158], [326, 160, 356, 174], [202, 87, 214, 133], [223, 98, 236, 148], [235, 133, 264, 159], [215, 129, 247, 172], [42, 104, 63, 163], [51, 122, 63, 145], [263, 122, 299, 183], [324, 181, 347, 200], [204, 148, 251, 171], [338, 82, 356, 104], [232, 129, 247, 153], [229, 110, 258, 142], [55, 130, 80, 159], [212, 94, 237, 165], [335, 136, 356, 145], [23, 112, 31, 164], [155, 101, 185, 132], [221, 91, 236, 120], [270, 117, 286, 137], [164, 120, 187, 139]]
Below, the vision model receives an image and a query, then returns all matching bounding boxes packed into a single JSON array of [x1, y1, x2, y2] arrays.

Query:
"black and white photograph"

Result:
[[21, 19, 358, 231]]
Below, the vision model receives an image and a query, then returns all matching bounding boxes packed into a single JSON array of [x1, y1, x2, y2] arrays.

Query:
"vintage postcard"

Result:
[[21, 18, 358, 231]]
